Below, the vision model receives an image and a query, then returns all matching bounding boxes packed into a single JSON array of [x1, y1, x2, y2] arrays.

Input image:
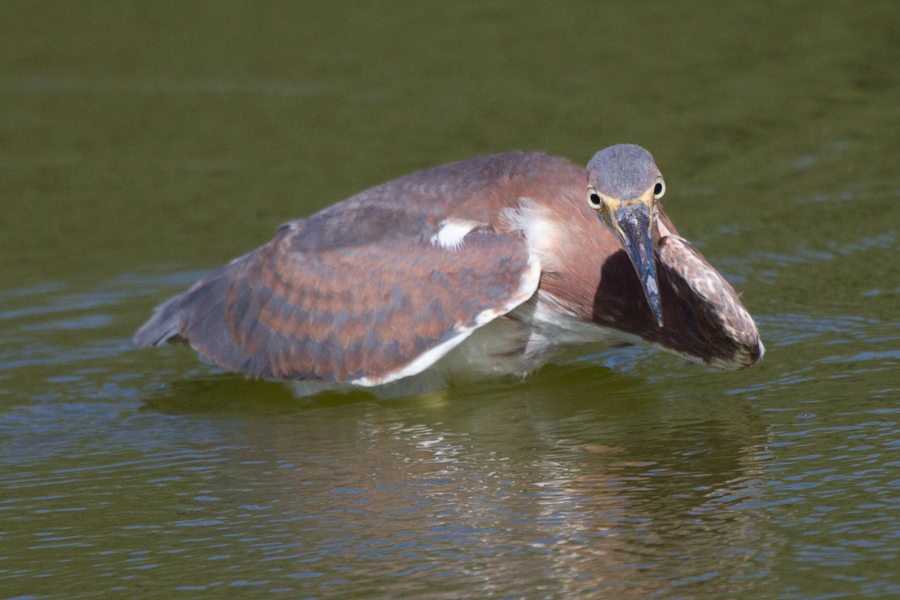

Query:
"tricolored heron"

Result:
[[134, 144, 763, 392]]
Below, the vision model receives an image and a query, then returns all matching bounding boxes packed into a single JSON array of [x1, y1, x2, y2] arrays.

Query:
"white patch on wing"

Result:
[[431, 220, 476, 250]]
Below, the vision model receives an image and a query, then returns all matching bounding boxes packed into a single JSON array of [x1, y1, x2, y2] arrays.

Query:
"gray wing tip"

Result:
[[133, 295, 184, 348]]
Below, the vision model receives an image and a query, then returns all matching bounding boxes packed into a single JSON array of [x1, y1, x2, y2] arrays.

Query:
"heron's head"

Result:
[[586, 144, 666, 326]]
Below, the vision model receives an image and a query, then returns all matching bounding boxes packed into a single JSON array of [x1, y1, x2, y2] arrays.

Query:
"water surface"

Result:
[[2, 2, 900, 598]]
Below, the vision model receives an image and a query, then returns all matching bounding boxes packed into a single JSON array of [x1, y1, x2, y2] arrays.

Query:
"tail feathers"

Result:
[[133, 294, 186, 348]]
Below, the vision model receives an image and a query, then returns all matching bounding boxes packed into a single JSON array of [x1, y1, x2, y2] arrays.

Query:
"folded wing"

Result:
[[134, 227, 540, 385]]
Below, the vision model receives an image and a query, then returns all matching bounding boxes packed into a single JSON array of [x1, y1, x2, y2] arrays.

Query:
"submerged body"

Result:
[[135, 146, 763, 392]]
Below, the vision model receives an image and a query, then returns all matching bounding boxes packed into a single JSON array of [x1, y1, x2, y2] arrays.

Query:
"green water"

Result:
[[2, 1, 900, 598]]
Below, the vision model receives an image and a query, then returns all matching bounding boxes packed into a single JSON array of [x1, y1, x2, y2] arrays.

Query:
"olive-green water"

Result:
[[2, 2, 899, 598]]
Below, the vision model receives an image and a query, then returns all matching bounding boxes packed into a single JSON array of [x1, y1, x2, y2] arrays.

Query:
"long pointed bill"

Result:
[[604, 202, 664, 327]]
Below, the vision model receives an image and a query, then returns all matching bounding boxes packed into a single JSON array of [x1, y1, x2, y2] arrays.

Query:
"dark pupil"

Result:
[[654, 183, 663, 196], [590, 193, 601, 205]]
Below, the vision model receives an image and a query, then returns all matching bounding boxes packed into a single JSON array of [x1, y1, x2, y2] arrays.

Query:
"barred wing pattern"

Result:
[[134, 227, 539, 384]]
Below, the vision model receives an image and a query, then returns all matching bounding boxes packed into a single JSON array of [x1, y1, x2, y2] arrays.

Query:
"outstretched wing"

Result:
[[134, 227, 540, 385]]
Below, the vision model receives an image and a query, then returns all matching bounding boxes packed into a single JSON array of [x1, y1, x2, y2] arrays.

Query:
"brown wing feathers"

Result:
[[135, 226, 534, 383]]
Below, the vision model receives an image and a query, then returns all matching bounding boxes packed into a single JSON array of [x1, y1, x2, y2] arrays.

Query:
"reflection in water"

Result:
[[145, 382, 773, 598], [2, 337, 781, 598]]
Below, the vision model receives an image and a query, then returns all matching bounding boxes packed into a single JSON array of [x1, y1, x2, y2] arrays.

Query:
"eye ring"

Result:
[[587, 189, 603, 209], [653, 178, 666, 200]]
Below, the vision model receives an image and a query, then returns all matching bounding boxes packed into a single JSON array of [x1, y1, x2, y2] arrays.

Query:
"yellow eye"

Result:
[[653, 178, 666, 200], [587, 188, 603, 209]]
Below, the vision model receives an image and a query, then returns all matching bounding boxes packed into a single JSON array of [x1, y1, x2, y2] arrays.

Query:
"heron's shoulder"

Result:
[[277, 152, 585, 252], [357, 151, 585, 212], [413, 151, 582, 183]]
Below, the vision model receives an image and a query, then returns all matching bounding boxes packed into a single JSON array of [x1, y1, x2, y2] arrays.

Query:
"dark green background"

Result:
[[2, 2, 899, 598]]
